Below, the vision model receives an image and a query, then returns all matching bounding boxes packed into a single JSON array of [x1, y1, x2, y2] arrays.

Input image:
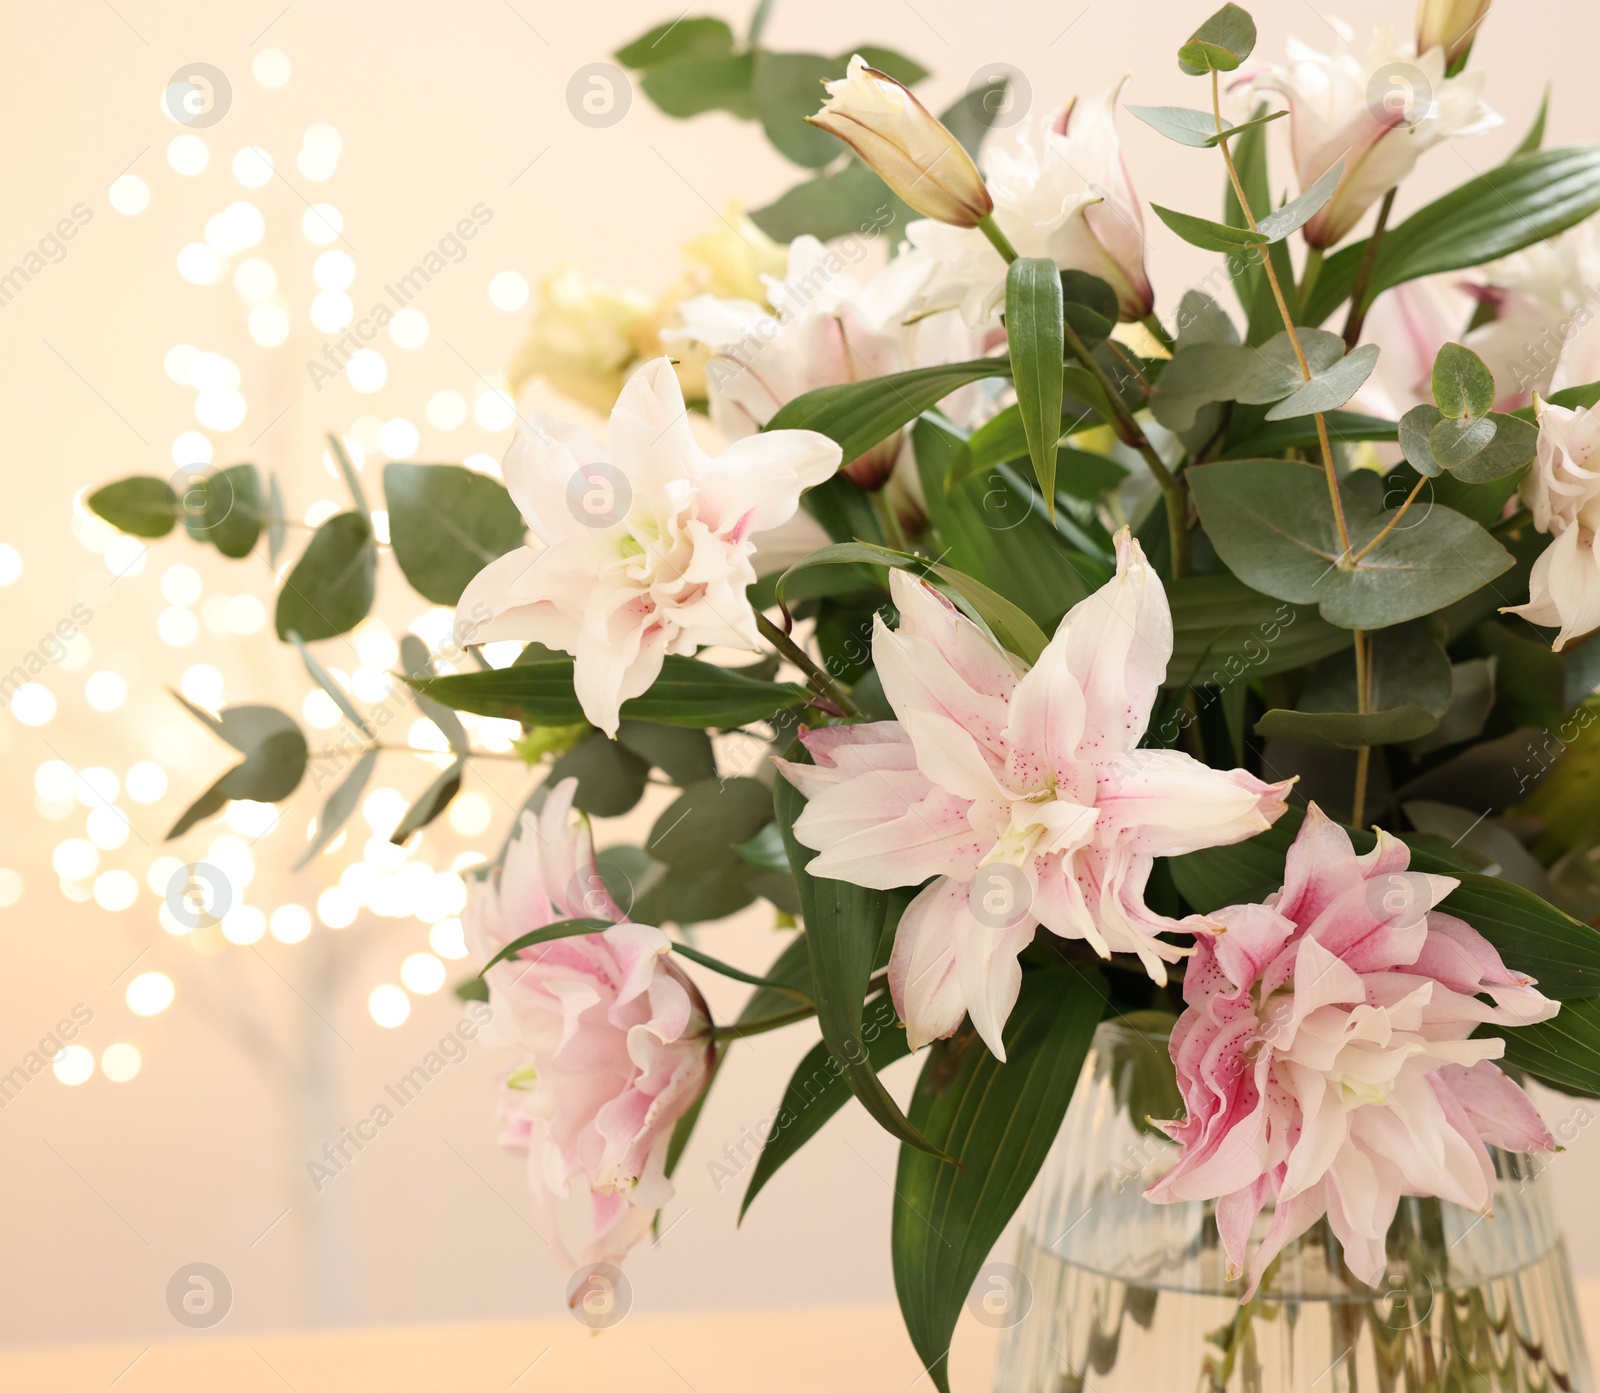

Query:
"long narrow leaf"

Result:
[[1005, 258, 1066, 515]]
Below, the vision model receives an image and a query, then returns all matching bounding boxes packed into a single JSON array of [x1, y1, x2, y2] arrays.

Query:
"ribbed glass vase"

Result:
[[994, 1019, 1593, 1392]]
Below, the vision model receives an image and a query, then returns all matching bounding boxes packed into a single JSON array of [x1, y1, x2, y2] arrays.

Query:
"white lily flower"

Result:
[[775, 531, 1292, 1060], [898, 80, 1153, 325], [1505, 401, 1600, 649], [1251, 22, 1499, 249], [455, 358, 841, 735]]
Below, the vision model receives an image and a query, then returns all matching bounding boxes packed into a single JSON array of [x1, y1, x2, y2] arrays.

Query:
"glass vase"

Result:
[[993, 1019, 1593, 1392]]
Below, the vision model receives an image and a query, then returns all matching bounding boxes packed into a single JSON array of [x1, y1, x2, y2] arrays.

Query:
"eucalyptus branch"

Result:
[[1212, 70, 1355, 568], [1351, 473, 1427, 564], [1340, 186, 1397, 349], [755, 609, 863, 719]]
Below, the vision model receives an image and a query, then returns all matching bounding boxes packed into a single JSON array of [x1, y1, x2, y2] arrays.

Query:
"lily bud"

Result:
[[1417, 0, 1491, 72], [808, 55, 993, 229]]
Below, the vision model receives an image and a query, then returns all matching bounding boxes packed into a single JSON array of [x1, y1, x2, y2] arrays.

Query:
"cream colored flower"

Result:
[[506, 267, 650, 414], [808, 55, 992, 228]]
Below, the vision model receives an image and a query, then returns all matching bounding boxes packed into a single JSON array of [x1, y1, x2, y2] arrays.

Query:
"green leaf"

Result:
[[325, 433, 369, 520], [1178, 3, 1257, 73], [765, 360, 1011, 467], [1256, 159, 1344, 243], [266, 473, 287, 566], [893, 967, 1105, 1392], [1497, 994, 1600, 1096], [961, 404, 1124, 498], [1453, 412, 1537, 484], [749, 159, 912, 243], [1005, 258, 1066, 515], [1263, 342, 1379, 420], [549, 732, 650, 817], [390, 757, 466, 845], [1399, 403, 1445, 476], [1126, 104, 1229, 148], [1513, 86, 1551, 159], [398, 636, 470, 755], [87, 476, 177, 538], [635, 862, 759, 927], [289, 631, 371, 736], [1255, 619, 1451, 748], [740, 992, 911, 1218], [912, 416, 1093, 633], [1170, 807, 1600, 999], [776, 539, 1049, 664], [641, 52, 757, 120], [413, 654, 808, 729], [454, 976, 490, 1003], [775, 766, 942, 1157], [383, 463, 525, 605], [1189, 461, 1513, 629], [647, 777, 773, 869], [1165, 572, 1351, 688], [616, 721, 717, 785], [274, 511, 376, 642], [480, 917, 613, 976], [1433, 342, 1497, 419], [1302, 147, 1600, 327], [754, 52, 847, 168], [1151, 202, 1267, 254], [193, 464, 263, 558], [1222, 410, 1397, 458], [168, 721, 309, 840], [615, 16, 734, 68], [1429, 414, 1497, 470], [296, 749, 377, 868], [1151, 329, 1344, 432]]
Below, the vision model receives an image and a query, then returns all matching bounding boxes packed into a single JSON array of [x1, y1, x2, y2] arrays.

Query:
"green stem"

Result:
[[1341, 186, 1397, 350], [1060, 316, 1189, 576], [745, 0, 776, 46], [711, 1002, 817, 1041], [1140, 312, 1175, 353], [1299, 245, 1324, 310], [754, 610, 862, 719], [977, 214, 1020, 263], [671, 940, 813, 1003]]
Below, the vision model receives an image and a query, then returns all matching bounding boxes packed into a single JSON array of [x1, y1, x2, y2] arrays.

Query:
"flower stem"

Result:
[[755, 610, 863, 719], [1352, 628, 1371, 829], [1341, 186, 1397, 350], [977, 214, 1020, 263], [1352, 473, 1427, 564], [1212, 70, 1354, 569], [1299, 245, 1324, 308], [711, 1001, 817, 1041], [670, 940, 813, 1003], [1140, 312, 1175, 354]]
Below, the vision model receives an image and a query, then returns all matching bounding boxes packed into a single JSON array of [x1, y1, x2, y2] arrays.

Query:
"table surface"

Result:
[[7, 1289, 1599, 1392]]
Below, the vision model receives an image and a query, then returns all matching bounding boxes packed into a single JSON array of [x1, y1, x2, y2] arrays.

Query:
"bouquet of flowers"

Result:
[[84, 0, 1600, 1385]]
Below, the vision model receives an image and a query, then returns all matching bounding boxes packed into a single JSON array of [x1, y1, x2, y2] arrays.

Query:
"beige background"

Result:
[[2, 0, 1598, 1354]]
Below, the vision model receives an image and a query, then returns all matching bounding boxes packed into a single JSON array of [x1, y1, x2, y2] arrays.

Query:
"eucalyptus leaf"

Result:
[[390, 758, 466, 844], [1399, 403, 1445, 476], [383, 463, 525, 605], [1429, 414, 1497, 470], [274, 511, 376, 642], [549, 732, 651, 817], [1178, 3, 1257, 74], [1263, 342, 1380, 420], [1452, 412, 1538, 483], [616, 721, 717, 785], [1433, 341, 1496, 418], [87, 476, 177, 538], [614, 16, 734, 68], [647, 777, 774, 869], [1189, 461, 1513, 629], [1151, 202, 1268, 254], [1256, 159, 1344, 243], [296, 749, 377, 868], [289, 631, 371, 736], [641, 52, 757, 120]]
